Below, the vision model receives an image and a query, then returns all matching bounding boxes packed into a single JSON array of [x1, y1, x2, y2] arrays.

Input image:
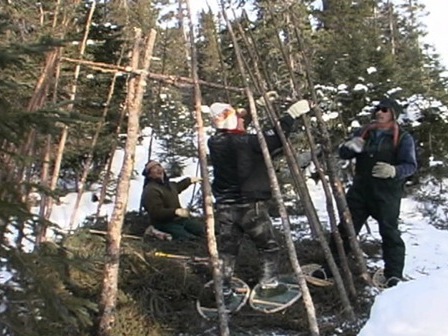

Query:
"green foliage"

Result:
[[0, 243, 98, 336]]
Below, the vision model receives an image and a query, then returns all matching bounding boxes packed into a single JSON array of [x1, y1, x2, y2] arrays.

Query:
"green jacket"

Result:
[[141, 177, 192, 226]]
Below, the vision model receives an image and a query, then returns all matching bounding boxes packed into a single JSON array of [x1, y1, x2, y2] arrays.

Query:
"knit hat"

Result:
[[376, 98, 402, 120], [142, 160, 161, 176], [210, 102, 238, 130]]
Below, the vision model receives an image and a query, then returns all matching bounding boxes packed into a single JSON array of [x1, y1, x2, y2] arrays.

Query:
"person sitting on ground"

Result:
[[141, 160, 204, 240], [207, 98, 312, 299], [313, 97, 417, 288]]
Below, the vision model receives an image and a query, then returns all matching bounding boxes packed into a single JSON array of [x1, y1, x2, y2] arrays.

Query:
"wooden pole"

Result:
[[60, 56, 245, 92], [219, 4, 320, 336], [98, 28, 158, 336], [185, 0, 230, 334], [289, 9, 370, 283], [261, 4, 357, 301]]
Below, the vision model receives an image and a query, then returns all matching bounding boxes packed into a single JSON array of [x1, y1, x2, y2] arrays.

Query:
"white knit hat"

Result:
[[210, 102, 238, 130]]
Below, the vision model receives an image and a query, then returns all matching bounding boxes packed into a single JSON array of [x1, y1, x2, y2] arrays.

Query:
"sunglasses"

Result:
[[375, 106, 390, 113]]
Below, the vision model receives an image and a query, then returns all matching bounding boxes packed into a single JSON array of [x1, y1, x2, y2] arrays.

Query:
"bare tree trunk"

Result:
[[47, 0, 95, 230], [41, 0, 73, 223], [262, 6, 357, 300], [290, 11, 370, 283], [208, 3, 232, 104], [98, 28, 157, 336], [185, 1, 230, 334], [388, 1, 396, 55], [2, 0, 76, 246], [219, 5, 320, 336], [178, 0, 192, 75], [283, 14, 356, 297], [43, 48, 63, 222], [35, 135, 52, 247], [45, 124, 68, 221], [95, 74, 131, 219]]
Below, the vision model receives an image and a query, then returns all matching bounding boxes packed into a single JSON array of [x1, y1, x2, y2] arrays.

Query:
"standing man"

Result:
[[141, 160, 204, 240], [315, 98, 417, 287], [207, 99, 312, 298]]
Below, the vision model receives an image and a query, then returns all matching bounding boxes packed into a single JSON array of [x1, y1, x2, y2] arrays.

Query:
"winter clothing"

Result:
[[343, 136, 365, 153], [333, 120, 417, 280], [372, 162, 396, 179], [208, 100, 311, 293], [210, 102, 238, 130], [375, 97, 402, 120], [286, 100, 312, 118], [142, 160, 160, 188], [209, 114, 296, 204], [141, 174, 204, 240]]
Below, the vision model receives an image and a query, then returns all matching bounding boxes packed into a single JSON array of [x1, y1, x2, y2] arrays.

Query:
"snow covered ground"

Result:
[[43, 130, 448, 336]]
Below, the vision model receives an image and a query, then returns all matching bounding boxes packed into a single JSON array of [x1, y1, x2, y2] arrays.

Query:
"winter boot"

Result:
[[385, 276, 402, 288], [258, 250, 287, 298], [221, 254, 236, 304]]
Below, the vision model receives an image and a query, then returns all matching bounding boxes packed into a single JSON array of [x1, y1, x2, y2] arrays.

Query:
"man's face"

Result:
[[149, 163, 165, 182], [375, 106, 394, 124]]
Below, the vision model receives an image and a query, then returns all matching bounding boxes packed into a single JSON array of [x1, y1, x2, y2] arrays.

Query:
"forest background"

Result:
[[1, 0, 448, 336]]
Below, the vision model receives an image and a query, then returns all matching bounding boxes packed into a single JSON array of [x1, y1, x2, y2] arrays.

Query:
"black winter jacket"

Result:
[[208, 114, 296, 204]]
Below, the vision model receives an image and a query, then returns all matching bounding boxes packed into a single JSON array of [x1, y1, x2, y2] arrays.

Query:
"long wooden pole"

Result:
[[262, 4, 357, 301], [290, 9, 370, 283], [219, 4, 320, 335], [234, 9, 355, 316], [98, 28, 157, 336], [60, 57, 244, 92], [185, 1, 230, 334]]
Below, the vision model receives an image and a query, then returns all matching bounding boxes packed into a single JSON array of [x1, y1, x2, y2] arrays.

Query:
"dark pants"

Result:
[[216, 202, 280, 286], [332, 182, 405, 279], [154, 218, 204, 240]]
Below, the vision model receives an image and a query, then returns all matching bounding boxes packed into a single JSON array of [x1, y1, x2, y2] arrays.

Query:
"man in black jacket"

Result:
[[207, 99, 311, 298]]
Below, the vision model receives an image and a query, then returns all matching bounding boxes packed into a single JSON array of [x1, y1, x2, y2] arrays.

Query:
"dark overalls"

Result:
[[336, 129, 407, 279]]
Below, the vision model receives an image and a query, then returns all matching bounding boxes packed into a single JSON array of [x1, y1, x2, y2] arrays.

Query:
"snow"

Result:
[[17, 127, 448, 335], [303, 181, 448, 336], [358, 270, 448, 336]]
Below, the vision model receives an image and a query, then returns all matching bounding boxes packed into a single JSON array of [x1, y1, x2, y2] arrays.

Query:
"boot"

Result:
[[221, 254, 236, 303], [258, 250, 287, 298]]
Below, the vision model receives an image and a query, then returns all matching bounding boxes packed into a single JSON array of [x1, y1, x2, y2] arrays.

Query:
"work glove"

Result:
[[286, 99, 311, 119], [175, 208, 190, 218], [343, 137, 365, 153], [190, 177, 202, 184], [256, 91, 280, 107], [372, 162, 396, 179]]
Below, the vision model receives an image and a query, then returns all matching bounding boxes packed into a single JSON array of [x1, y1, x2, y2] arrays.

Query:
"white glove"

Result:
[[175, 208, 190, 218], [286, 100, 311, 118], [344, 137, 365, 153], [256, 91, 279, 107], [372, 162, 396, 179], [190, 177, 202, 184]]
